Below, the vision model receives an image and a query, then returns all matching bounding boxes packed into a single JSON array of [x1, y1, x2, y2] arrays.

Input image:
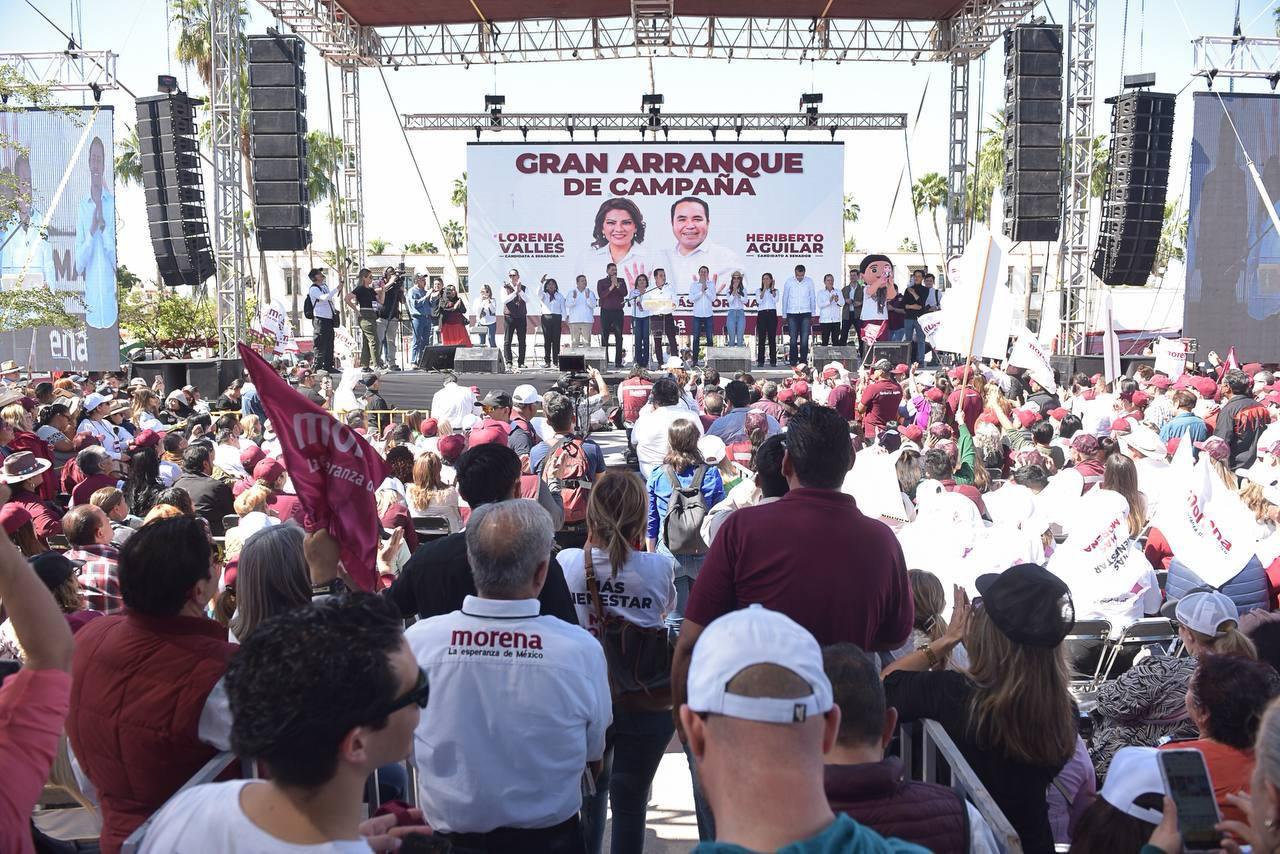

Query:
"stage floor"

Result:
[[362, 366, 803, 413]]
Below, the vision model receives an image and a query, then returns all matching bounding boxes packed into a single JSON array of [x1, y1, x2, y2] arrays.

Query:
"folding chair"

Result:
[[47, 534, 70, 551], [412, 514, 453, 545], [1099, 618, 1180, 682], [1063, 619, 1112, 693], [222, 514, 240, 531]]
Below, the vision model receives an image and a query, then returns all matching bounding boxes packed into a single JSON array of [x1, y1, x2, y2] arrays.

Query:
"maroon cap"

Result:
[[892, 364, 909, 376], [19, 396, 37, 412], [744, 411, 768, 435], [419, 418, 439, 437], [1014, 409, 1037, 429], [1048, 407, 1069, 420], [1191, 376, 1219, 400], [1244, 362, 1263, 377], [924, 387, 944, 403], [1173, 375, 1192, 390], [0, 503, 32, 536], [928, 423, 954, 440], [239, 444, 266, 469], [792, 381, 811, 398], [1071, 434, 1100, 455], [948, 367, 967, 380], [900, 424, 923, 443], [1131, 390, 1150, 409], [467, 419, 510, 449], [253, 458, 285, 483], [1194, 436, 1230, 461], [1147, 375, 1171, 390], [130, 429, 163, 450], [1110, 418, 1133, 435], [777, 388, 796, 404], [977, 411, 999, 427], [437, 433, 466, 463], [1090, 373, 1103, 383]]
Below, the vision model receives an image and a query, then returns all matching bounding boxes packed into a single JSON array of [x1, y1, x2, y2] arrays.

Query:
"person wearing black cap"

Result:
[[850, 255, 898, 358], [882, 564, 1077, 853], [360, 371, 389, 434]]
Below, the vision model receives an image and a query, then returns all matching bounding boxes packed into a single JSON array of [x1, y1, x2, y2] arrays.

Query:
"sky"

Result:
[[2, 0, 1272, 283]]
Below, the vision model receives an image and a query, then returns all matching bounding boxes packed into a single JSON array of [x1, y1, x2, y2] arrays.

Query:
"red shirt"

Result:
[[1160, 739, 1254, 825], [948, 388, 983, 434], [618, 377, 653, 425], [597, 277, 627, 311], [71, 472, 119, 507], [0, 668, 71, 854], [860, 379, 903, 434], [686, 487, 914, 650], [827, 383, 855, 421]]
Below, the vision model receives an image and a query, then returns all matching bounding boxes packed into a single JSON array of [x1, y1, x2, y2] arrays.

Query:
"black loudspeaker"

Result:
[[137, 94, 214, 287], [248, 34, 310, 252], [560, 348, 608, 373], [810, 345, 858, 366], [1002, 24, 1064, 243], [454, 347, 503, 373], [129, 358, 242, 397], [1091, 91, 1176, 285], [869, 341, 910, 367], [417, 346, 457, 371], [704, 346, 750, 375]]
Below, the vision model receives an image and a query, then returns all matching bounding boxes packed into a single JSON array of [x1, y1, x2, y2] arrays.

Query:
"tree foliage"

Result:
[[1156, 200, 1188, 273], [451, 172, 467, 222], [403, 241, 439, 253], [897, 236, 919, 252], [118, 288, 218, 357], [442, 220, 465, 252], [368, 237, 390, 255], [911, 172, 948, 260]]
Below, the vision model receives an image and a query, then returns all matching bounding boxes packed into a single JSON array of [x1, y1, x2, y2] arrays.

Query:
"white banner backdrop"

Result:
[[467, 142, 846, 315]]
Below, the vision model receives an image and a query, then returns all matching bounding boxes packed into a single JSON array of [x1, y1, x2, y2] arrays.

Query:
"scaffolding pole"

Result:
[[946, 59, 971, 261], [211, 0, 247, 358], [338, 62, 365, 289], [1056, 0, 1097, 355]]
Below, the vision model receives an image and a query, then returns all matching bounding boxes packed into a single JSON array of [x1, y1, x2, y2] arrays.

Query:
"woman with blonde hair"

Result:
[[1102, 453, 1148, 539], [227, 524, 310, 643], [1091, 590, 1258, 781], [238, 413, 264, 447], [406, 450, 461, 532], [884, 563, 1077, 851], [222, 482, 275, 560], [557, 471, 676, 854], [130, 389, 165, 433]]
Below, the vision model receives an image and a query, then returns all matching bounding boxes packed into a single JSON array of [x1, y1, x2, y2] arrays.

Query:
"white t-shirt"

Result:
[[631, 404, 706, 478], [430, 382, 477, 428], [556, 546, 677, 633], [138, 779, 369, 853]]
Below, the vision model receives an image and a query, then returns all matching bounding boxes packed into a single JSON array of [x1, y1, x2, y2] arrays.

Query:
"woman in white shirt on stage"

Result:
[[725, 271, 748, 347], [629, 272, 653, 369], [755, 272, 779, 367], [565, 275, 598, 348], [540, 277, 566, 368], [471, 284, 497, 347]]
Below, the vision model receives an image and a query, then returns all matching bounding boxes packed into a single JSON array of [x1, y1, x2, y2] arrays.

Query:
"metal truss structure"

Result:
[[1192, 35, 1280, 86], [1056, 0, 1097, 356], [945, 60, 970, 261], [339, 63, 365, 284], [0, 51, 120, 93], [210, 0, 247, 358], [402, 112, 907, 134]]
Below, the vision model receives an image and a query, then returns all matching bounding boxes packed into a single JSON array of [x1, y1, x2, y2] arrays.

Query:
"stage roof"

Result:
[[338, 0, 971, 28]]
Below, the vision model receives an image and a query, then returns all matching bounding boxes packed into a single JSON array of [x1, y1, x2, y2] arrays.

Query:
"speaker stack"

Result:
[[137, 93, 214, 287], [248, 34, 310, 252], [1002, 23, 1064, 243], [1091, 90, 1175, 285]]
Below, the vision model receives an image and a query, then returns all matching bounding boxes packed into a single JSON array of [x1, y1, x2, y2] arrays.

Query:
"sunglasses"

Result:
[[372, 667, 430, 720]]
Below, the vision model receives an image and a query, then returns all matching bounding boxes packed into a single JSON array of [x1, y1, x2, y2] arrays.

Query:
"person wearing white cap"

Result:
[[509, 384, 544, 456], [405, 499, 611, 848], [1091, 590, 1257, 780], [77, 392, 128, 460], [1067, 746, 1168, 852], [682, 605, 924, 853]]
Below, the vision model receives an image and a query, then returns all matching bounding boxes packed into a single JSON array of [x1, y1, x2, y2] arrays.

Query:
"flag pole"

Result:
[[960, 234, 994, 389]]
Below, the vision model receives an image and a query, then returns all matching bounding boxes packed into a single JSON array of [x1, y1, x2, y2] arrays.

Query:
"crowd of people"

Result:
[[306, 259, 942, 374], [5, 334, 1280, 853]]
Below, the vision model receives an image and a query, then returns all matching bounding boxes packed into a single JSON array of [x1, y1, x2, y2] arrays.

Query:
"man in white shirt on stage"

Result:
[[648, 267, 679, 365], [565, 274, 598, 348], [307, 268, 340, 373], [429, 372, 477, 428], [780, 264, 817, 366], [690, 265, 718, 366], [663, 197, 744, 292], [74, 137, 117, 329], [407, 499, 610, 850]]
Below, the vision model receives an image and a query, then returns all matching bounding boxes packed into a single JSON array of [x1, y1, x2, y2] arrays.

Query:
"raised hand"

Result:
[[622, 261, 647, 288]]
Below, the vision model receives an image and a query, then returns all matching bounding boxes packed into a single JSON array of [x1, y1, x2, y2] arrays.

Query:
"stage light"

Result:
[[642, 93, 664, 129], [800, 92, 823, 127], [710, 124, 718, 140], [735, 123, 743, 140], [89, 82, 102, 103], [1123, 72, 1156, 89], [475, 126, 482, 140], [486, 94, 505, 128], [157, 74, 179, 94], [520, 125, 529, 141]]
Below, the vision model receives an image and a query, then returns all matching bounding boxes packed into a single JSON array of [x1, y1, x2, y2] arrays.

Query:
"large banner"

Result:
[[467, 142, 845, 324], [0, 106, 119, 370], [1185, 92, 1280, 361]]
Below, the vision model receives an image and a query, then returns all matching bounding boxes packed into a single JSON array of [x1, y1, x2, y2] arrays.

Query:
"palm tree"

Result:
[[115, 129, 142, 188], [442, 220, 465, 252], [897, 236, 919, 252], [912, 172, 948, 261], [843, 194, 860, 224], [301, 130, 343, 323], [967, 110, 1006, 223], [1088, 134, 1110, 198], [1156, 200, 1189, 274], [451, 172, 467, 224], [369, 238, 390, 256], [404, 241, 439, 254]]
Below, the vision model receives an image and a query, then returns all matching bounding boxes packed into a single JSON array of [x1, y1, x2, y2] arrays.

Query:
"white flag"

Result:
[[1153, 337, 1187, 381], [929, 227, 1013, 361], [1101, 290, 1122, 384], [1008, 327, 1058, 394]]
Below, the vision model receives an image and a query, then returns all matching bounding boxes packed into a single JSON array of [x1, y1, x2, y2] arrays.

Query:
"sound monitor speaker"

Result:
[[810, 345, 858, 366], [417, 346, 457, 372], [560, 348, 607, 373], [704, 346, 750, 375], [454, 347, 503, 373], [1002, 23, 1064, 243], [1091, 91, 1176, 285], [248, 33, 310, 252], [869, 341, 910, 367], [136, 93, 214, 288]]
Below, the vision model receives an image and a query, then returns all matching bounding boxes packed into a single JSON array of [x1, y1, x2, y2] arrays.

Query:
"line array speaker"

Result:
[[136, 93, 214, 287], [1091, 91, 1175, 285], [1002, 23, 1064, 243], [248, 34, 311, 251]]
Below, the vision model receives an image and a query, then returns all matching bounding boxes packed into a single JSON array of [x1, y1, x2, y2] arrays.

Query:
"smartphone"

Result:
[[1158, 748, 1222, 851]]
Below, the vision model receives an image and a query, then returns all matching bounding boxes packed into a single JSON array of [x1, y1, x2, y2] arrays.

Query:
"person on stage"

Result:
[[817, 273, 844, 346], [724, 271, 747, 348], [853, 254, 898, 357], [408, 274, 436, 364], [755, 272, 779, 368], [540, 276, 564, 368], [566, 274, 597, 348], [74, 137, 117, 329], [307, 268, 339, 373], [690, 266, 718, 366], [471, 284, 497, 347], [838, 267, 859, 346], [780, 264, 816, 367], [438, 284, 470, 347], [345, 268, 381, 370], [649, 267, 678, 365], [597, 262, 627, 369], [581, 197, 650, 282], [502, 269, 528, 368], [630, 272, 652, 369]]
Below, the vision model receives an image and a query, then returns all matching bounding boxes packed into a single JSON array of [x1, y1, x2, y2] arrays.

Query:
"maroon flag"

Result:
[[237, 344, 387, 591], [1218, 346, 1239, 381]]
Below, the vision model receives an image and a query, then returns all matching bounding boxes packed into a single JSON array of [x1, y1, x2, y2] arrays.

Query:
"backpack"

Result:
[[661, 465, 709, 555], [303, 293, 315, 320], [541, 436, 591, 524], [583, 548, 672, 710]]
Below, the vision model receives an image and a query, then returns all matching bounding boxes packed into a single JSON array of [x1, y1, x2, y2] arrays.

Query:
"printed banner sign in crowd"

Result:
[[929, 226, 1012, 361], [237, 343, 388, 591], [1008, 326, 1058, 394], [1153, 337, 1188, 380]]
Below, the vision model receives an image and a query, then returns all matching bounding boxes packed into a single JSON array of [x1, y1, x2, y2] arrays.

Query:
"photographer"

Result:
[[375, 267, 405, 371]]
